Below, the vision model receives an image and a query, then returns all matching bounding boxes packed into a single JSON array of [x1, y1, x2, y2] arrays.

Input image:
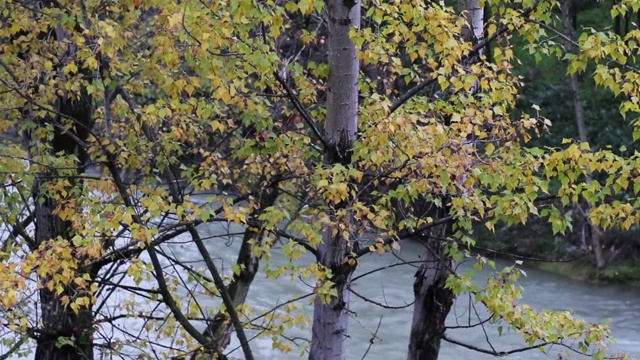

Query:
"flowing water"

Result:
[[3, 217, 639, 359], [175, 222, 640, 360]]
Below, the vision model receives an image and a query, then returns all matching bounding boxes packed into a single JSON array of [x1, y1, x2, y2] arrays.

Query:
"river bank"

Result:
[[475, 221, 640, 287], [535, 259, 640, 287]]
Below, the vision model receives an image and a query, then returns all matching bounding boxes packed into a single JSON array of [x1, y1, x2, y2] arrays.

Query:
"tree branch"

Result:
[[114, 83, 256, 360], [390, 5, 537, 114], [442, 333, 550, 356], [273, 70, 329, 150], [526, 18, 640, 74]]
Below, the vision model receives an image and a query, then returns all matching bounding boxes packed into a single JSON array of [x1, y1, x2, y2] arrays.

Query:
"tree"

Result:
[[407, 2, 483, 359], [0, 0, 636, 360], [309, 0, 360, 358], [561, 0, 606, 270]]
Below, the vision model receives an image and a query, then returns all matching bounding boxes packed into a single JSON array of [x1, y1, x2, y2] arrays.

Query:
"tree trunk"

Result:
[[30, 51, 95, 360], [33, 160, 94, 360], [561, 0, 605, 270], [309, 0, 360, 359], [206, 187, 279, 349], [407, 238, 454, 360], [407, 3, 482, 359]]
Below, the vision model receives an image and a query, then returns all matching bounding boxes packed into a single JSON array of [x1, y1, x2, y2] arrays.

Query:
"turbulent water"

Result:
[[3, 217, 639, 360], [180, 222, 640, 360]]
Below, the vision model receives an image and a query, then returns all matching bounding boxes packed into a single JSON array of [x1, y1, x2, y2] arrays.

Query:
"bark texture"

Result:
[[407, 3, 482, 359], [407, 238, 454, 360], [309, 0, 360, 359], [32, 94, 95, 360], [458, 0, 484, 44], [27, 2, 96, 356]]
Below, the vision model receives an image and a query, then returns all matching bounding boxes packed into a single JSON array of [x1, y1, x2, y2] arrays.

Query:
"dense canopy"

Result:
[[0, 0, 638, 359]]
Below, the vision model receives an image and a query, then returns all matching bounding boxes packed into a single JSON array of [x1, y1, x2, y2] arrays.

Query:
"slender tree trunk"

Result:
[[309, 0, 360, 359], [206, 186, 279, 349], [561, 0, 605, 269], [407, 3, 482, 359]]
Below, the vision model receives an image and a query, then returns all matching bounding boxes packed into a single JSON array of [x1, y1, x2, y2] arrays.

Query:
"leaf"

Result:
[[391, 240, 401, 252]]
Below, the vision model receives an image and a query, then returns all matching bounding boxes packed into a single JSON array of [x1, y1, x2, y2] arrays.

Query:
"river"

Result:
[[166, 222, 640, 360], [3, 217, 638, 359]]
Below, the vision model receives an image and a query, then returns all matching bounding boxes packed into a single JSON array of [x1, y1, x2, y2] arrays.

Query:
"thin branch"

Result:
[[249, 293, 314, 324], [349, 287, 414, 309], [351, 260, 428, 282], [150, 230, 229, 359], [0, 59, 91, 149], [0, 335, 29, 360], [446, 315, 492, 329], [261, 223, 320, 260], [390, 5, 537, 114], [354, 194, 558, 258], [180, 6, 243, 57], [97, 140, 228, 358], [442, 333, 552, 356], [1, 213, 35, 249], [359, 315, 383, 360], [114, 83, 255, 360], [354, 215, 454, 258], [273, 70, 329, 150], [527, 18, 640, 74]]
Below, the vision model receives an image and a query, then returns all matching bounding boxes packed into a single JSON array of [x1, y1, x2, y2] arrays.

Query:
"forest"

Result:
[[0, 0, 639, 359]]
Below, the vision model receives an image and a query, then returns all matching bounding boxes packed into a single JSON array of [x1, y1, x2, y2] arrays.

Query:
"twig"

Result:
[[390, 5, 537, 114], [273, 70, 329, 150], [349, 287, 414, 309], [527, 18, 640, 74], [442, 333, 550, 356], [359, 315, 383, 360]]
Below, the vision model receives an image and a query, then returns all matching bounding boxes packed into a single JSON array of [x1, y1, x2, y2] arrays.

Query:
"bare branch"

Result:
[[442, 333, 551, 356], [349, 287, 414, 310], [273, 70, 329, 150], [359, 315, 383, 360]]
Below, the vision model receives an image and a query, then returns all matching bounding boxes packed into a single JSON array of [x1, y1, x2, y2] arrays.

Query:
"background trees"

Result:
[[0, 0, 637, 359]]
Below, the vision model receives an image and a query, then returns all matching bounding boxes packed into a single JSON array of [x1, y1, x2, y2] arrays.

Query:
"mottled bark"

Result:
[[459, 0, 484, 44], [561, 0, 605, 269], [309, 0, 360, 359], [323, 0, 360, 166]]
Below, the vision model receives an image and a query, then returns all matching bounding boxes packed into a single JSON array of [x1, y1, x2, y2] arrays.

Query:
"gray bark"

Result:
[[323, 0, 360, 166], [309, 0, 360, 359], [561, 0, 605, 269]]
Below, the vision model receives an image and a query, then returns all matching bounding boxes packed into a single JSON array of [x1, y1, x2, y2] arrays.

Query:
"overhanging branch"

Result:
[[390, 5, 537, 114], [273, 70, 329, 150]]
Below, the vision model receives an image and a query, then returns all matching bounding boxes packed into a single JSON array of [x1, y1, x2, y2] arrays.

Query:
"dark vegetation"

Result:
[[480, 0, 640, 283]]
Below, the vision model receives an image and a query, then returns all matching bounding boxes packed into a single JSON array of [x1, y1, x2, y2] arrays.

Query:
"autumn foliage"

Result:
[[0, 0, 637, 359]]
